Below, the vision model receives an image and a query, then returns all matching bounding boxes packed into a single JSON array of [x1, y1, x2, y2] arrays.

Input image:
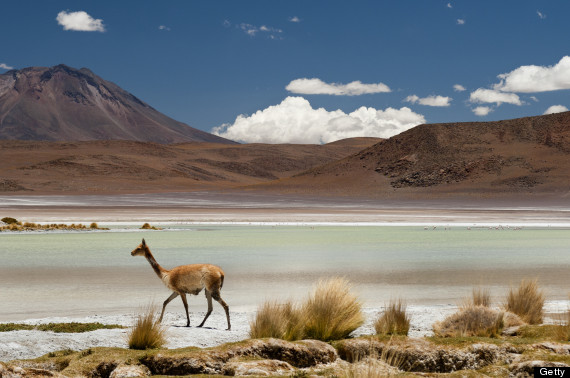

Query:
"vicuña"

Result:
[[131, 238, 231, 330]]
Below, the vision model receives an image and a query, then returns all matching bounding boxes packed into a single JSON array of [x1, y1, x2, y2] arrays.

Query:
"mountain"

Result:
[[0, 64, 232, 144], [260, 111, 570, 199], [0, 138, 380, 193]]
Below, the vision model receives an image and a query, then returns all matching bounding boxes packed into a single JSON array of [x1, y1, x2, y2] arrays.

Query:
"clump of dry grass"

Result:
[[374, 299, 410, 336], [249, 300, 304, 341], [127, 305, 166, 350], [504, 279, 544, 324], [250, 277, 363, 342], [303, 277, 364, 341], [462, 287, 491, 309], [433, 305, 504, 338], [555, 297, 570, 342]]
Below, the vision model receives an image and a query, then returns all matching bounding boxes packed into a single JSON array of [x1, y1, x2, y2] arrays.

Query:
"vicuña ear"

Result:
[[142, 238, 146, 246]]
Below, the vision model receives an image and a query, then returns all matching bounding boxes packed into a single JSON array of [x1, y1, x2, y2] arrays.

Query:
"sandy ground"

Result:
[[2, 301, 568, 362]]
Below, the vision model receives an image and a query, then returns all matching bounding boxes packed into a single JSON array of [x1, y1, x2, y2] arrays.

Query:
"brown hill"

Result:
[[0, 64, 231, 144], [0, 137, 380, 193], [259, 111, 570, 199]]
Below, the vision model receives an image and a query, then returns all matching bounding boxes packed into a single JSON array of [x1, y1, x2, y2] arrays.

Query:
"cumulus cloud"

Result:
[[543, 105, 568, 115], [289, 16, 301, 23], [469, 88, 523, 106], [493, 56, 570, 93], [0, 63, 13, 70], [212, 96, 425, 144], [286, 78, 390, 96], [404, 94, 452, 107], [472, 106, 493, 116], [453, 84, 466, 92], [457, 19, 465, 25], [56, 10, 105, 32]]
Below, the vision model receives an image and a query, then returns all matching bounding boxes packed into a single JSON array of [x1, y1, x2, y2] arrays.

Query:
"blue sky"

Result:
[[1, 1, 569, 143]]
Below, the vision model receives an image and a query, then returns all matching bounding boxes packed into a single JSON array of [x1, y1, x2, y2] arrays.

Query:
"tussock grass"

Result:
[[433, 305, 504, 338], [462, 287, 491, 309], [249, 300, 304, 341], [555, 300, 570, 342], [374, 299, 410, 336], [504, 279, 544, 324], [303, 277, 364, 341], [127, 305, 166, 350], [250, 277, 364, 341]]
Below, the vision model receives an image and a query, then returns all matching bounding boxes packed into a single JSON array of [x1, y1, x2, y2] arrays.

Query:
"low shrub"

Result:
[[433, 305, 504, 338], [302, 277, 364, 341], [1, 217, 19, 225], [127, 305, 166, 350], [504, 279, 544, 324], [374, 299, 410, 336]]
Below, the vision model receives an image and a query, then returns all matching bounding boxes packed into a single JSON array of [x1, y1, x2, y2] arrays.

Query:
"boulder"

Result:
[[222, 359, 295, 376], [140, 338, 337, 375], [509, 360, 569, 377], [109, 363, 151, 378]]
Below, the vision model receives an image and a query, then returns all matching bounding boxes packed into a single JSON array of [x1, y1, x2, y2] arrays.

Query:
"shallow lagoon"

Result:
[[1, 225, 569, 321]]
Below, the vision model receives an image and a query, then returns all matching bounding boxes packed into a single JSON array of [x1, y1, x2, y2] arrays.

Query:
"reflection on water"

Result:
[[1, 225, 569, 320]]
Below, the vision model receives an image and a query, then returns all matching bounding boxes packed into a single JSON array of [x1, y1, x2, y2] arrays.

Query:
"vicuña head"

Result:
[[130, 238, 231, 330]]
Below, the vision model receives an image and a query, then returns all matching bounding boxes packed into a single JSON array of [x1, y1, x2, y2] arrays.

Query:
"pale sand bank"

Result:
[[1, 301, 568, 362]]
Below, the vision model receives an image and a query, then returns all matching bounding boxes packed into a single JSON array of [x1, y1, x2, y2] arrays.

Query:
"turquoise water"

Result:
[[1, 225, 569, 320]]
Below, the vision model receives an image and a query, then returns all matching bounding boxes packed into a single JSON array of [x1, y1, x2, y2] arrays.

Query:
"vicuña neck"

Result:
[[144, 248, 167, 278]]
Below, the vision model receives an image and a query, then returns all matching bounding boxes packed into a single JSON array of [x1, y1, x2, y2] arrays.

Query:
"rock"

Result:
[[0, 361, 65, 377], [503, 326, 522, 336], [534, 342, 570, 355], [336, 338, 516, 373], [109, 363, 151, 378], [140, 338, 337, 375], [222, 359, 295, 376], [509, 360, 569, 377]]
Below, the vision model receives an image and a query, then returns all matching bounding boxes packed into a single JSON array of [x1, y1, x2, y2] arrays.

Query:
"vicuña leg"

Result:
[[180, 293, 190, 327], [160, 292, 179, 322], [212, 290, 231, 331], [198, 290, 214, 328]]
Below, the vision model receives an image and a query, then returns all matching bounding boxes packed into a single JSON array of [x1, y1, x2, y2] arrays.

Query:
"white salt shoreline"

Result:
[[1, 301, 568, 362]]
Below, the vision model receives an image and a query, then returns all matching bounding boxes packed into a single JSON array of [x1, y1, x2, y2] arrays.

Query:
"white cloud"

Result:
[[530, 96, 539, 102], [537, 10, 546, 19], [469, 88, 523, 106], [56, 10, 105, 32], [472, 106, 493, 116], [289, 16, 301, 23], [0, 63, 13, 70], [447, 3, 452, 8], [158, 25, 171, 31], [457, 19, 465, 25], [286, 78, 390, 96], [543, 105, 568, 115], [453, 84, 466, 92], [404, 94, 452, 107], [212, 96, 425, 144], [493, 56, 570, 93], [237, 23, 282, 38]]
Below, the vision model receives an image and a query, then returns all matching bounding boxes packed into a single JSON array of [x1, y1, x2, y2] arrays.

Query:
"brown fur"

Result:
[[131, 239, 231, 330]]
